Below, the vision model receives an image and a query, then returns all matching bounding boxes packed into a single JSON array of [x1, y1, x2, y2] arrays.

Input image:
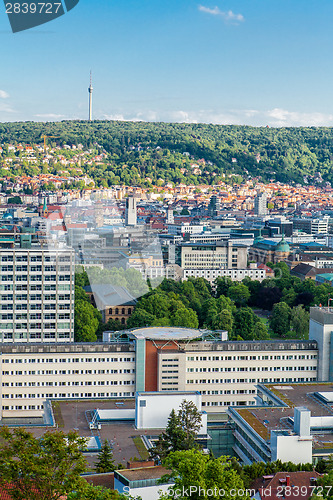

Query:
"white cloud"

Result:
[[35, 113, 65, 120], [0, 90, 9, 99], [100, 107, 333, 128], [265, 108, 333, 127], [198, 5, 244, 23]]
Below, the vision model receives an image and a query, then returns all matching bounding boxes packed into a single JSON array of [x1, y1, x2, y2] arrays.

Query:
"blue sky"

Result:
[[1, 0, 333, 126]]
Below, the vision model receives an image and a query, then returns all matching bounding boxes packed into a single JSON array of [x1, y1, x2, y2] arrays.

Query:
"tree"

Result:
[[7, 196, 22, 204], [171, 307, 199, 329], [126, 309, 155, 328], [227, 283, 250, 307], [95, 440, 115, 473], [211, 309, 233, 332], [269, 301, 291, 337], [290, 305, 309, 339], [232, 308, 256, 340], [178, 400, 202, 446], [215, 277, 233, 298], [254, 321, 269, 340], [150, 401, 202, 462], [0, 428, 87, 500], [162, 450, 250, 500], [74, 300, 98, 342], [68, 484, 127, 500], [255, 286, 282, 310]]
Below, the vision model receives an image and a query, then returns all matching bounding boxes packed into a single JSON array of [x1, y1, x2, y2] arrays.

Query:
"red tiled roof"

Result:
[[255, 471, 321, 500]]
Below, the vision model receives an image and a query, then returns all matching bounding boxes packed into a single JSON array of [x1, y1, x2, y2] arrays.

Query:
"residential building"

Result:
[[125, 197, 137, 226], [0, 247, 74, 343], [254, 193, 268, 216], [183, 267, 266, 283]]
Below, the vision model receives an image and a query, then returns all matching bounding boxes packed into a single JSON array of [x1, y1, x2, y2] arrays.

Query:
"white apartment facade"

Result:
[[183, 268, 266, 283], [0, 248, 75, 343]]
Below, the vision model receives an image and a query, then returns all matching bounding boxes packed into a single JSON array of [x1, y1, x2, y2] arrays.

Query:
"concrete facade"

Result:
[[0, 248, 74, 343], [180, 241, 247, 270]]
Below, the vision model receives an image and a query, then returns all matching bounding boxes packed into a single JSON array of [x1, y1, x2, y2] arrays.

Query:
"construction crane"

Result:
[[41, 135, 60, 153]]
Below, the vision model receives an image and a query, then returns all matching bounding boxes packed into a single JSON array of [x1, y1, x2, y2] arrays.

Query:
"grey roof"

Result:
[[84, 284, 137, 307], [129, 326, 203, 340]]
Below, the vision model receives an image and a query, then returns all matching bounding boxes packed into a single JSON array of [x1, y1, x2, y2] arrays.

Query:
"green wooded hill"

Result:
[[1, 120, 333, 186]]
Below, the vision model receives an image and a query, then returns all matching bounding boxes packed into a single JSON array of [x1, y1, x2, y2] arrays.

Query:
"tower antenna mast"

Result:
[[88, 71, 93, 121]]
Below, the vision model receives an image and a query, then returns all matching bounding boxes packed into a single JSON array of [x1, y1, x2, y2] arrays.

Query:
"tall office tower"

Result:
[[0, 247, 75, 343], [167, 208, 174, 224], [88, 71, 93, 121], [125, 197, 137, 226], [254, 192, 268, 216], [208, 195, 221, 216]]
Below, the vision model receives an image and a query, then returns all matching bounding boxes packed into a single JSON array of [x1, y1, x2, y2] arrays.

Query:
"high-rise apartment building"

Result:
[[0, 247, 75, 343], [254, 192, 268, 216], [125, 197, 137, 226]]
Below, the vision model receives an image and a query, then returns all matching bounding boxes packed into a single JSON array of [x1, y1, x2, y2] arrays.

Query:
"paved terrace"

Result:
[[235, 383, 333, 449]]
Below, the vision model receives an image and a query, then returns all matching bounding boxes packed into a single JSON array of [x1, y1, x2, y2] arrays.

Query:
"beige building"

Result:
[[0, 343, 136, 418], [0, 328, 319, 419], [157, 340, 317, 411], [180, 241, 247, 270]]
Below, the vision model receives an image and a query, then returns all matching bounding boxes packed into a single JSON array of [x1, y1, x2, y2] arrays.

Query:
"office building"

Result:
[[0, 327, 318, 419], [180, 241, 247, 270]]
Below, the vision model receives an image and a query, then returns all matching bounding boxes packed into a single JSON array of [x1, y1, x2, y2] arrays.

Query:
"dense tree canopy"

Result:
[[162, 450, 250, 500], [74, 262, 328, 340], [0, 428, 87, 500], [3, 121, 333, 185]]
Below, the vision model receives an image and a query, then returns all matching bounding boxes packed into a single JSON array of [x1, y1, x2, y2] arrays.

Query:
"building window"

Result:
[[109, 308, 112, 314]]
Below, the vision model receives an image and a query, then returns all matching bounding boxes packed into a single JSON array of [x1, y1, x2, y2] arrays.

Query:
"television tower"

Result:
[[88, 71, 93, 121]]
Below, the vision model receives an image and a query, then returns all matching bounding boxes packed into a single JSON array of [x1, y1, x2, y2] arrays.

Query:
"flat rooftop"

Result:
[[129, 327, 204, 341], [116, 466, 171, 482], [233, 383, 333, 449]]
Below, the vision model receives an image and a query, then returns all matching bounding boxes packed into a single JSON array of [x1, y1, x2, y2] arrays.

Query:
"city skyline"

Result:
[[0, 0, 333, 126]]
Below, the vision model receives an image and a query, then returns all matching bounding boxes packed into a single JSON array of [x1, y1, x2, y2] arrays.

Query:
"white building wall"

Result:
[[0, 349, 136, 418], [309, 308, 333, 381], [270, 433, 313, 464], [183, 268, 266, 283], [135, 391, 203, 430], [158, 347, 317, 413]]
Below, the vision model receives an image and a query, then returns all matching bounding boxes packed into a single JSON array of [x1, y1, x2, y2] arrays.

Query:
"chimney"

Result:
[[286, 476, 290, 487]]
